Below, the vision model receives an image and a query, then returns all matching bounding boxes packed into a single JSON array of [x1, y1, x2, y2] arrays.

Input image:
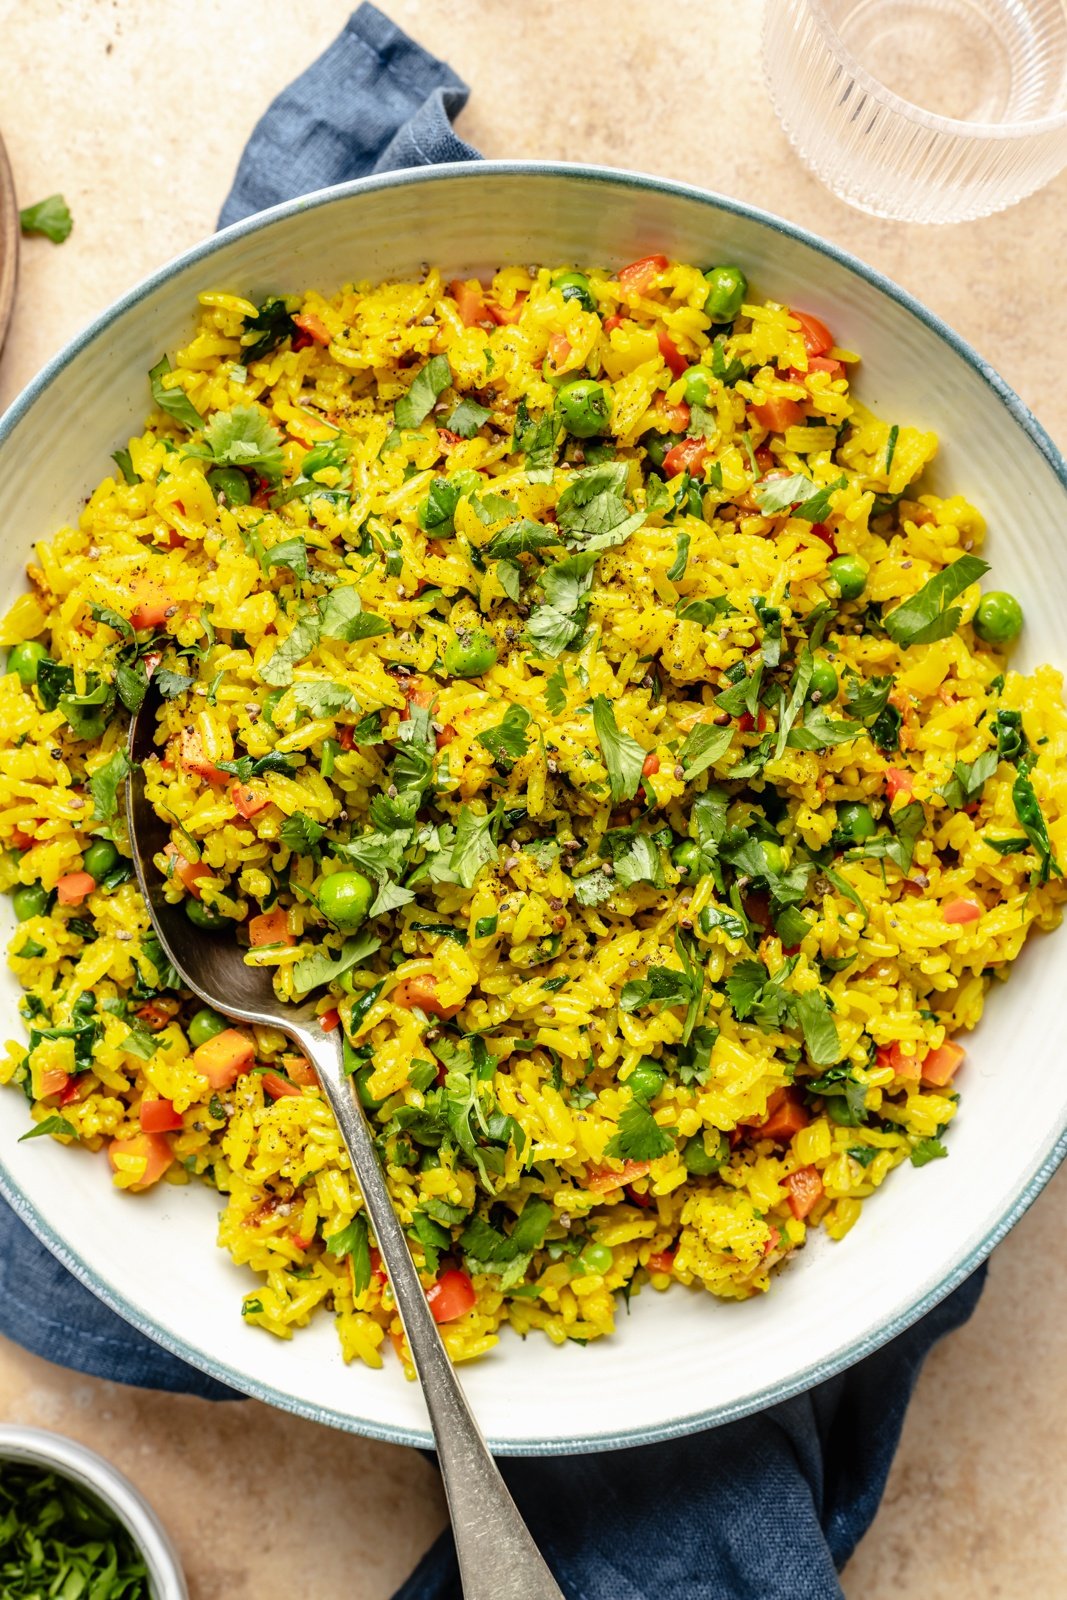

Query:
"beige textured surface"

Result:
[[0, 2, 1064, 1595]]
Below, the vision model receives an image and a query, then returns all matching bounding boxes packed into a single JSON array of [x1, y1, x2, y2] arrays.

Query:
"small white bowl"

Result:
[[0, 1425, 187, 1599]]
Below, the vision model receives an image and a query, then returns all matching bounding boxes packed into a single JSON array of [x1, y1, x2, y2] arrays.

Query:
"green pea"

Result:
[[807, 657, 839, 704], [553, 271, 595, 313], [681, 365, 712, 406], [643, 430, 681, 470], [672, 839, 701, 883], [557, 379, 610, 438], [684, 1131, 727, 1175], [207, 466, 252, 506], [828, 554, 868, 602], [703, 265, 748, 323], [12, 883, 48, 922], [760, 839, 785, 876], [188, 1007, 227, 1048], [261, 687, 286, 729], [7, 641, 47, 688], [186, 898, 228, 929], [628, 1057, 666, 1102], [83, 840, 119, 882], [318, 869, 375, 930], [354, 1064, 385, 1110], [973, 591, 1023, 645], [442, 627, 498, 678], [836, 802, 876, 843], [580, 1240, 614, 1274]]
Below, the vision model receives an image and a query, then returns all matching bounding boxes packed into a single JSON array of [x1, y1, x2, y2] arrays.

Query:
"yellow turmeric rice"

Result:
[[2, 252, 1065, 1371]]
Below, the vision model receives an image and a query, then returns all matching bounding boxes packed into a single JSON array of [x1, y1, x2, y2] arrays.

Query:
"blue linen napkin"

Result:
[[0, 6, 987, 1594]]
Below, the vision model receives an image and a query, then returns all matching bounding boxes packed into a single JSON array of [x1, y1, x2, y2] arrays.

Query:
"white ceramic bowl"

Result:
[[0, 1425, 187, 1597], [1, 163, 1065, 1455]]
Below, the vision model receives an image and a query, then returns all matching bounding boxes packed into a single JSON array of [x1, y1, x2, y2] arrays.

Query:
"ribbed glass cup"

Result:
[[763, 0, 1067, 223]]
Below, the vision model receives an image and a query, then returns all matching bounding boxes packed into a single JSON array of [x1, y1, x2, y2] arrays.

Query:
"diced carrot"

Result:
[[282, 1053, 319, 1087], [943, 897, 982, 924], [37, 1068, 70, 1099], [781, 1165, 824, 1220], [807, 355, 846, 380], [179, 728, 229, 786], [885, 767, 915, 802], [922, 1041, 965, 1087], [135, 1000, 173, 1031], [436, 723, 458, 748], [449, 278, 490, 326], [602, 312, 625, 334], [56, 872, 95, 906], [663, 437, 709, 478], [139, 1097, 184, 1133], [546, 333, 572, 374], [618, 253, 668, 295], [230, 782, 270, 819], [661, 399, 690, 433], [319, 1008, 340, 1033], [248, 908, 293, 947], [877, 1042, 921, 1080], [262, 1071, 302, 1101], [487, 291, 527, 325], [59, 1076, 84, 1106], [11, 827, 35, 851], [657, 328, 687, 378], [647, 1250, 675, 1274], [642, 752, 660, 777], [790, 309, 834, 356], [756, 1088, 810, 1143], [192, 1027, 255, 1089], [108, 1131, 174, 1189], [129, 577, 174, 631], [751, 397, 806, 433], [292, 311, 331, 346], [587, 1159, 651, 1194], [338, 725, 355, 751], [389, 974, 462, 1019], [163, 841, 213, 900]]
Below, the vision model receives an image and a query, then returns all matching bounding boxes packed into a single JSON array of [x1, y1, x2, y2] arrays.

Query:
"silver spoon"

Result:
[[126, 686, 564, 1600]]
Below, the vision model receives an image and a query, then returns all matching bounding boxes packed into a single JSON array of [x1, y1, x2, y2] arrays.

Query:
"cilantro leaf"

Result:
[[754, 472, 847, 521], [591, 696, 645, 804], [447, 397, 492, 437], [395, 355, 452, 429], [526, 605, 583, 658], [287, 681, 356, 722], [842, 673, 894, 725], [154, 666, 194, 699], [476, 705, 532, 764], [1012, 767, 1061, 883], [89, 748, 132, 823], [450, 804, 500, 888], [111, 447, 139, 485], [573, 867, 615, 906], [556, 462, 646, 551], [604, 1104, 675, 1163], [544, 663, 567, 715], [241, 296, 297, 360], [149, 355, 204, 431], [325, 1211, 372, 1295], [485, 520, 562, 560], [667, 530, 690, 581], [320, 585, 389, 641], [279, 811, 326, 856], [910, 1136, 948, 1168], [939, 748, 998, 808], [847, 798, 926, 874], [787, 705, 863, 750], [19, 193, 73, 243], [196, 406, 284, 482], [514, 402, 561, 482], [791, 989, 842, 1066], [18, 1114, 77, 1142], [264, 537, 309, 582], [678, 721, 733, 780], [883, 555, 990, 647]]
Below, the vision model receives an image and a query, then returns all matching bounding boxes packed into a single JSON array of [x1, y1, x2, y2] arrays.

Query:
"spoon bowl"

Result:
[[125, 682, 563, 1600]]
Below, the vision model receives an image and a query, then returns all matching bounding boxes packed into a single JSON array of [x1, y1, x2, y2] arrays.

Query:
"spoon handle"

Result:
[[302, 1031, 564, 1600]]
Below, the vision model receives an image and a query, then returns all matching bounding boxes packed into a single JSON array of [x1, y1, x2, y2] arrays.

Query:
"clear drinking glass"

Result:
[[762, 0, 1067, 222]]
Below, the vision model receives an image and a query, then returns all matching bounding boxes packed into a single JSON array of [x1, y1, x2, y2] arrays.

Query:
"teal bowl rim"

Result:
[[1, 159, 1066, 1456]]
